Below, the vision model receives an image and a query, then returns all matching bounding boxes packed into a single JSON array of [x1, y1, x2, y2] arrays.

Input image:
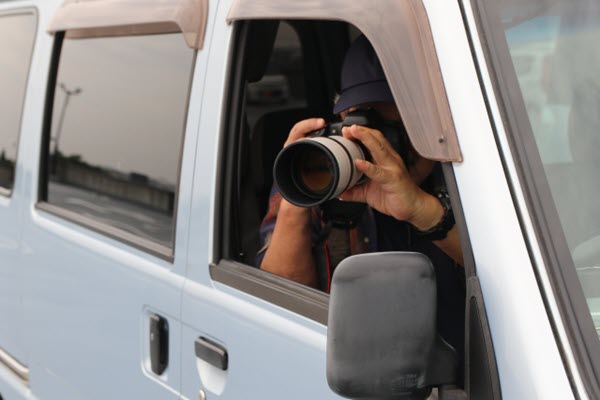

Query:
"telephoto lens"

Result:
[[273, 111, 374, 208]]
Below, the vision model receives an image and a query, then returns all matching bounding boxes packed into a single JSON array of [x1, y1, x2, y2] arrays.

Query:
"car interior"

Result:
[[229, 20, 360, 266]]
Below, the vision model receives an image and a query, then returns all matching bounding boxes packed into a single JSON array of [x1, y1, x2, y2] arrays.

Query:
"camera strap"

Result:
[[313, 199, 367, 292], [320, 199, 367, 230]]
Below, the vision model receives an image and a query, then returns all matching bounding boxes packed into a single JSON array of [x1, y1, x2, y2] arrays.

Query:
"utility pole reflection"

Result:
[[53, 82, 82, 156]]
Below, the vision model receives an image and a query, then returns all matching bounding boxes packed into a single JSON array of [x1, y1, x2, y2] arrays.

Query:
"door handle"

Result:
[[149, 314, 169, 375], [195, 337, 228, 370]]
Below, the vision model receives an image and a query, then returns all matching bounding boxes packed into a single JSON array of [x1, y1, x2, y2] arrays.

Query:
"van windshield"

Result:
[[480, 0, 600, 339]]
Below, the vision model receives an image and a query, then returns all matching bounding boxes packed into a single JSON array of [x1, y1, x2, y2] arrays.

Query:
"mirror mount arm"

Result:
[[424, 335, 466, 400], [425, 335, 459, 386], [438, 386, 468, 400]]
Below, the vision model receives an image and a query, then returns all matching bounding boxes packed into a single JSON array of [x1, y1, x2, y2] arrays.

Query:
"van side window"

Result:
[[215, 21, 349, 290], [237, 21, 312, 265], [0, 13, 36, 195], [41, 34, 194, 254], [231, 20, 353, 264], [246, 22, 306, 120]]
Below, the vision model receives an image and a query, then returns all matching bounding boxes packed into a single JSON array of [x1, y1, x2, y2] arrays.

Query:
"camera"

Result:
[[273, 109, 408, 208]]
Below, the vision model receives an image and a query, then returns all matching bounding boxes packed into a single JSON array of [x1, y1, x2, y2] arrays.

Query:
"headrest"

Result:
[[245, 21, 280, 83]]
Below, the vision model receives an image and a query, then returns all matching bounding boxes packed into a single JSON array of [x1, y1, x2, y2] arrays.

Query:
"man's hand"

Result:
[[339, 125, 443, 231], [280, 117, 326, 215], [284, 118, 326, 147], [259, 117, 327, 288]]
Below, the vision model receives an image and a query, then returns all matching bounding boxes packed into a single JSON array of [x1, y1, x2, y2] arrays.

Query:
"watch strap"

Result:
[[413, 191, 455, 241]]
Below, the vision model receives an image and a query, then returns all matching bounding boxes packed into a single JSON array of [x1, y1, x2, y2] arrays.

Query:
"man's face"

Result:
[[340, 102, 400, 121], [340, 102, 435, 184]]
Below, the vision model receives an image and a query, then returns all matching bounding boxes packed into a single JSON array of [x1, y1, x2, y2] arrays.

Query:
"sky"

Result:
[[50, 34, 195, 186]]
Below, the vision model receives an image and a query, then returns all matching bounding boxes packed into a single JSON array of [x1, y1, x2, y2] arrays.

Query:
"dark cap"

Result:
[[333, 35, 395, 114]]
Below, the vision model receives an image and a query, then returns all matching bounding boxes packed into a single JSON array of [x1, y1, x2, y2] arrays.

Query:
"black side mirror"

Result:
[[327, 252, 459, 400]]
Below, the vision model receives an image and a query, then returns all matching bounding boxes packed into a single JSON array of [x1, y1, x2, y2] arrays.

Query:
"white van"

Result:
[[0, 0, 599, 399]]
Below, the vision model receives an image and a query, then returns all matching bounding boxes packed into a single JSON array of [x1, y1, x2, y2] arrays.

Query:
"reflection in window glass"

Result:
[[0, 14, 36, 192], [500, 1, 600, 338], [246, 22, 305, 127], [46, 34, 194, 248]]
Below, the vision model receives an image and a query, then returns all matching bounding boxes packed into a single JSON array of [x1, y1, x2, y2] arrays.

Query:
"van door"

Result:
[[181, 1, 471, 399], [180, 3, 338, 399], [0, 7, 36, 385], [18, 1, 206, 398]]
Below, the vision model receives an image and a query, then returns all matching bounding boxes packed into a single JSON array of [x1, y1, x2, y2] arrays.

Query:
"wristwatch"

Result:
[[413, 191, 455, 241]]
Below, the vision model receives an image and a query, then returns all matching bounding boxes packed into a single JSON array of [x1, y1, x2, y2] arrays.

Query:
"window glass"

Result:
[[46, 34, 194, 249], [0, 13, 36, 193], [246, 22, 306, 127], [488, 1, 600, 338], [236, 21, 310, 266]]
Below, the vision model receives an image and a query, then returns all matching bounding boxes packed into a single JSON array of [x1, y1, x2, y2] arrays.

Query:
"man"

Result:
[[258, 35, 465, 358]]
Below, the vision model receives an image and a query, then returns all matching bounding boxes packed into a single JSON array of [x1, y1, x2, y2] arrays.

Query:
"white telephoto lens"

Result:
[[307, 136, 366, 198]]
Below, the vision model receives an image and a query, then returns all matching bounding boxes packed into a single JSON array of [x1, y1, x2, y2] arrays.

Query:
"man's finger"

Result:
[[355, 159, 388, 184], [285, 118, 326, 146], [342, 125, 396, 166], [339, 184, 367, 203]]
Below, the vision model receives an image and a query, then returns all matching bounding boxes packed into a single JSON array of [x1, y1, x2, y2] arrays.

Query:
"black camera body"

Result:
[[309, 109, 409, 164], [310, 110, 376, 138]]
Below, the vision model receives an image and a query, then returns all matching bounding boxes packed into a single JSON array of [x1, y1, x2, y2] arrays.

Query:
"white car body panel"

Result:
[[0, 0, 589, 399]]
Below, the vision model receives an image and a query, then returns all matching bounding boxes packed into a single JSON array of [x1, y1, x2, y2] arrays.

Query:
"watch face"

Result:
[[437, 190, 452, 211]]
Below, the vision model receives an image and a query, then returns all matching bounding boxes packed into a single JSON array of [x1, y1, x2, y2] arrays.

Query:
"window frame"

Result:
[[213, 19, 471, 325], [0, 8, 38, 197], [468, 0, 600, 397], [443, 161, 502, 397], [212, 21, 330, 323], [36, 31, 196, 262]]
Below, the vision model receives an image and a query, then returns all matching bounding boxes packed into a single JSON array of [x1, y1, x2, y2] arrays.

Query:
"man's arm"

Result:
[[258, 118, 327, 287], [340, 124, 464, 266], [408, 193, 464, 266], [260, 200, 318, 287]]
